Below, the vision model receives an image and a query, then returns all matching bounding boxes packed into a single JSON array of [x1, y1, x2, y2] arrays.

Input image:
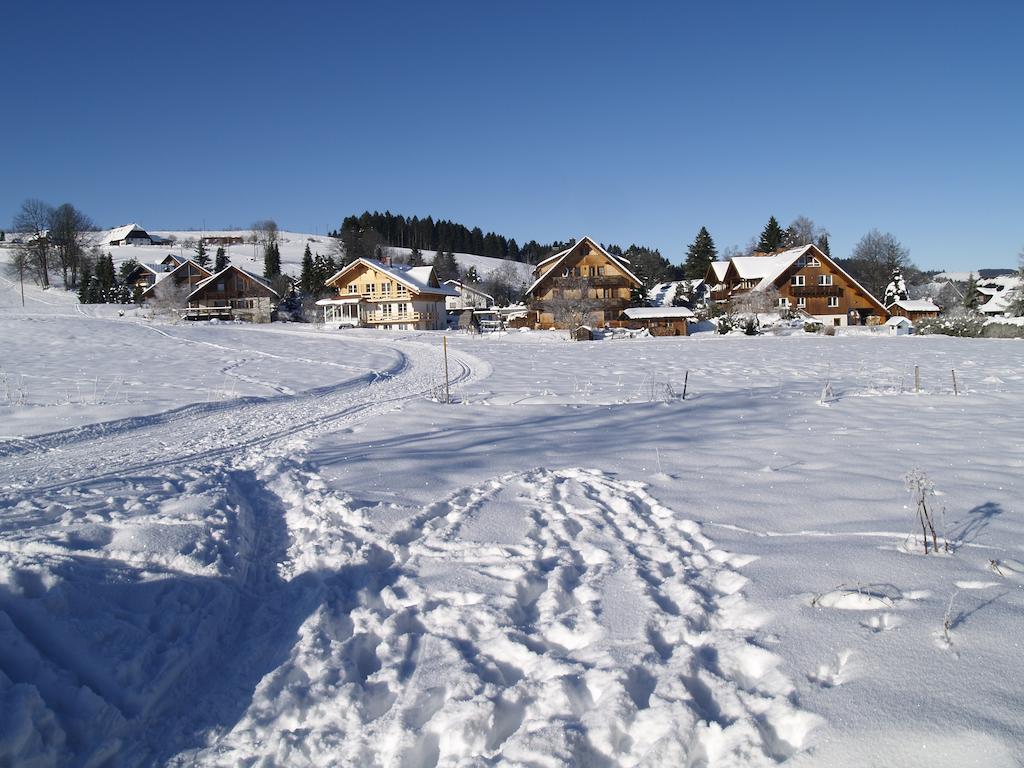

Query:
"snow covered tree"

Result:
[[672, 280, 695, 307], [463, 266, 480, 284], [214, 246, 229, 272], [683, 227, 717, 279], [963, 273, 981, 310], [408, 246, 423, 266], [1012, 249, 1024, 316], [77, 261, 92, 304], [756, 216, 787, 254], [883, 266, 909, 306], [94, 252, 116, 300], [194, 239, 209, 268]]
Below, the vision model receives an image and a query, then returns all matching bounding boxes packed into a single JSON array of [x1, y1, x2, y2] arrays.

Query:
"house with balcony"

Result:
[[524, 236, 644, 328], [704, 244, 888, 326], [182, 265, 279, 323], [319, 258, 456, 330]]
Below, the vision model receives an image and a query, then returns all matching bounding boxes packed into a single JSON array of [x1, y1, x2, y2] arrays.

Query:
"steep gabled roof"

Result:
[[707, 261, 730, 283], [140, 259, 213, 297], [444, 279, 494, 302], [525, 236, 643, 296], [105, 223, 150, 242], [187, 265, 280, 300], [325, 258, 458, 297]]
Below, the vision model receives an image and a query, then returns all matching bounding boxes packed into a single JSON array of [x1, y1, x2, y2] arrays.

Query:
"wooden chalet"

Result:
[[123, 255, 185, 293], [704, 244, 888, 326], [139, 259, 213, 302], [319, 259, 456, 330], [183, 265, 279, 323], [524, 236, 644, 329], [887, 299, 940, 322]]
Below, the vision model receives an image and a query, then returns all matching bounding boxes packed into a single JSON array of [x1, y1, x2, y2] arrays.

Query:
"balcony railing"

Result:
[[363, 311, 421, 323], [789, 285, 842, 297]]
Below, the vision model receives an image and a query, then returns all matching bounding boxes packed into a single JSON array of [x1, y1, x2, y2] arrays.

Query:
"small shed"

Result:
[[885, 316, 914, 336], [887, 299, 940, 322], [572, 325, 595, 341], [621, 306, 694, 336]]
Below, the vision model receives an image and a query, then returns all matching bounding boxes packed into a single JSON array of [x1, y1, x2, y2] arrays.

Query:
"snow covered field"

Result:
[[2, 274, 1023, 766]]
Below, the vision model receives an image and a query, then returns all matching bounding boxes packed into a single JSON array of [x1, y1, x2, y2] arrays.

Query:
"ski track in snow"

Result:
[[169, 466, 821, 767]]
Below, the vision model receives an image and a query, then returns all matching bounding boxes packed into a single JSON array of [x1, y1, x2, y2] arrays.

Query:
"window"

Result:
[[827, 296, 839, 308], [367, 283, 376, 295], [382, 282, 391, 296], [602, 288, 613, 298], [589, 266, 597, 277], [216, 282, 225, 292], [791, 275, 805, 286], [797, 297, 806, 308], [777, 297, 790, 308], [819, 274, 834, 286], [348, 284, 358, 294], [597, 266, 605, 276], [809, 257, 821, 267], [396, 284, 408, 296]]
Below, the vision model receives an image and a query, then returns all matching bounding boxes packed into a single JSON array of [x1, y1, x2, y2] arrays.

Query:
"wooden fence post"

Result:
[[682, 370, 689, 400], [952, 369, 958, 396], [915, 365, 920, 394], [443, 336, 450, 404]]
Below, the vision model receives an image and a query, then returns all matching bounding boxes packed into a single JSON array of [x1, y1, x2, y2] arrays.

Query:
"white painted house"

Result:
[[444, 280, 493, 310]]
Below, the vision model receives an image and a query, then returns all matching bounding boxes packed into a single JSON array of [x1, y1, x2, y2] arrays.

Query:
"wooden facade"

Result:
[[140, 260, 213, 302], [185, 266, 279, 323], [322, 259, 454, 330], [887, 299, 940, 322], [704, 244, 888, 326], [525, 236, 643, 329]]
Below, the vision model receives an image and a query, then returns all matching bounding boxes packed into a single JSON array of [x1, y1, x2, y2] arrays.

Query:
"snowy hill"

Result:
[[89, 228, 535, 285]]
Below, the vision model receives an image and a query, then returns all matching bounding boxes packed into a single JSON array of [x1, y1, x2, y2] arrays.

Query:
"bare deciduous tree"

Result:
[[787, 216, 829, 247], [49, 203, 95, 288], [12, 198, 55, 287], [252, 219, 279, 246], [849, 229, 911, 300], [548, 274, 601, 333]]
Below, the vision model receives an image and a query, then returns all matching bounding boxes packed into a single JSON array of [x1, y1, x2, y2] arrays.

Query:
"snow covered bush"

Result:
[[916, 314, 985, 338], [741, 315, 760, 335], [804, 321, 823, 334], [716, 314, 735, 334], [981, 322, 1024, 338]]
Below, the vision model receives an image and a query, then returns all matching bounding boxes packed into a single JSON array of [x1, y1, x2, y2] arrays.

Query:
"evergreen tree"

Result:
[[463, 266, 480, 284], [194, 239, 209, 267], [119, 258, 140, 282], [408, 246, 423, 266], [77, 261, 92, 304], [264, 242, 281, 279], [95, 253, 116, 301], [756, 216, 787, 253], [300, 245, 316, 295], [683, 227, 717, 279], [963, 273, 981, 310], [816, 233, 831, 258], [883, 266, 909, 306], [214, 246, 229, 272]]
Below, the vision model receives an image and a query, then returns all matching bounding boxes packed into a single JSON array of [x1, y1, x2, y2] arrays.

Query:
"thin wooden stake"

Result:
[[914, 365, 920, 394], [443, 336, 450, 404], [682, 370, 689, 400], [951, 369, 959, 396]]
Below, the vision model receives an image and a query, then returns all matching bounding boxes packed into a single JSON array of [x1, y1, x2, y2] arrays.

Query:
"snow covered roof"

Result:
[[326, 259, 457, 297], [188, 265, 280, 299], [104, 223, 150, 243], [623, 306, 695, 319], [140, 259, 212, 297], [444, 279, 494, 301], [525, 236, 642, 297], [885, 316, 913, 327], [708, 262, 730, 283], [888, 299, 940, 312], [315, 297, 361, 306]]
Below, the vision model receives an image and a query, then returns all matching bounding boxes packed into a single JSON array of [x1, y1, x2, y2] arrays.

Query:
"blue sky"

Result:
[[3, 0, 1021, 270]]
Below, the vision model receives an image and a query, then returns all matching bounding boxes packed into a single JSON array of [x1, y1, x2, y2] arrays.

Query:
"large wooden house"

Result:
[[524, 236, 644, 328], [705, 244, 888, 326], [318, 259, 455, 330], [139, 259, 213, 302], [183, 265, 280, 323]]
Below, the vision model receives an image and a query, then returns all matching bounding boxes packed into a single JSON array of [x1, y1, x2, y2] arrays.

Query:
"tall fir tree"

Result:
[[194, 239, 209, 267], [963, 273, 981, 310], [214, 246, 229, 272], [683, 227, 717, 279], [756, 216, 786, 254], [816, 233, 831, 258], [77, 261, 92, 304], [299, 245, 316, 295], [883, 266, 909, 306], [408, 246, 423, 266], [264, 242, 281, 279]]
